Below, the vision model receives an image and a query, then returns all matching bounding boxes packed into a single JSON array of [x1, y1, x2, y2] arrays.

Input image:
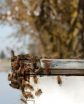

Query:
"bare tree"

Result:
[[0, 0, 83, 58]]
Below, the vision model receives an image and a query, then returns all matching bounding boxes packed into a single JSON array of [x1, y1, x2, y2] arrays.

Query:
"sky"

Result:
[[0, 24, 14, 51], [0, 24, 29, 57]]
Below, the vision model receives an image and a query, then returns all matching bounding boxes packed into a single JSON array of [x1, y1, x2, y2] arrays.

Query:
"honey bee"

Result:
[[8, 73, 17, 82], [33, 75, 38, 84], [24, 75, 30, 82], [57, 76, 62, 85], [11, 60, 20, 70], [35, 89, 42, 96], [9, 82, 20, 89], [17, 76, 24, 84], [8, 73, 12, 81], [22, 80, 34, 91], [42, 60, 51, 74], [25, 83, 34, 91], [22, 92, 34, 99], [20, 98, 27, 104]]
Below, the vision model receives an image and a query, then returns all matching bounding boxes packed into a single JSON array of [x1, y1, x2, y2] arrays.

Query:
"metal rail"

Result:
[[39, 59, 84, 76]]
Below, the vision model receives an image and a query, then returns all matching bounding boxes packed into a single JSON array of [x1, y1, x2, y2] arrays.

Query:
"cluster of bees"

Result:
[[8, 51, 42, 101], [8, 50, 62, 103]]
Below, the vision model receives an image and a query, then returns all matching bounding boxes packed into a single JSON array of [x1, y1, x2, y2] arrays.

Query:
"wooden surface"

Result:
[[40, 59, 84, 76], [41, 59, 84, 69]]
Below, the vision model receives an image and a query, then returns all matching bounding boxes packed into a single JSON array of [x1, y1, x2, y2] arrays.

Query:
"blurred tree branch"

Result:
[[0, 0, 84, 58]]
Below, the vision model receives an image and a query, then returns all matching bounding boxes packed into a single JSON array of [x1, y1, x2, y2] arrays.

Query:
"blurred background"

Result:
[[0, 0, 84, 104]]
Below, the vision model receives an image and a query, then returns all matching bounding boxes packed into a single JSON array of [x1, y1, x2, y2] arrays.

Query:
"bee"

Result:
[[25, 83, 34, 91], [35, 89, 42, 96], [9, 82, 20, 89], [33, 75, 38, 84], [24, 75, 30, 82], [17, 76, 24, 84], [11, 60, 20, 70], [22, 92, 34, 99], [8, 73, 17, 81], [22, 80, 34, 91], [42, 60, 51, 74], [20, 98, 27, 104], [8, 73, 12, 81], [57, 76, 62, 85]]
